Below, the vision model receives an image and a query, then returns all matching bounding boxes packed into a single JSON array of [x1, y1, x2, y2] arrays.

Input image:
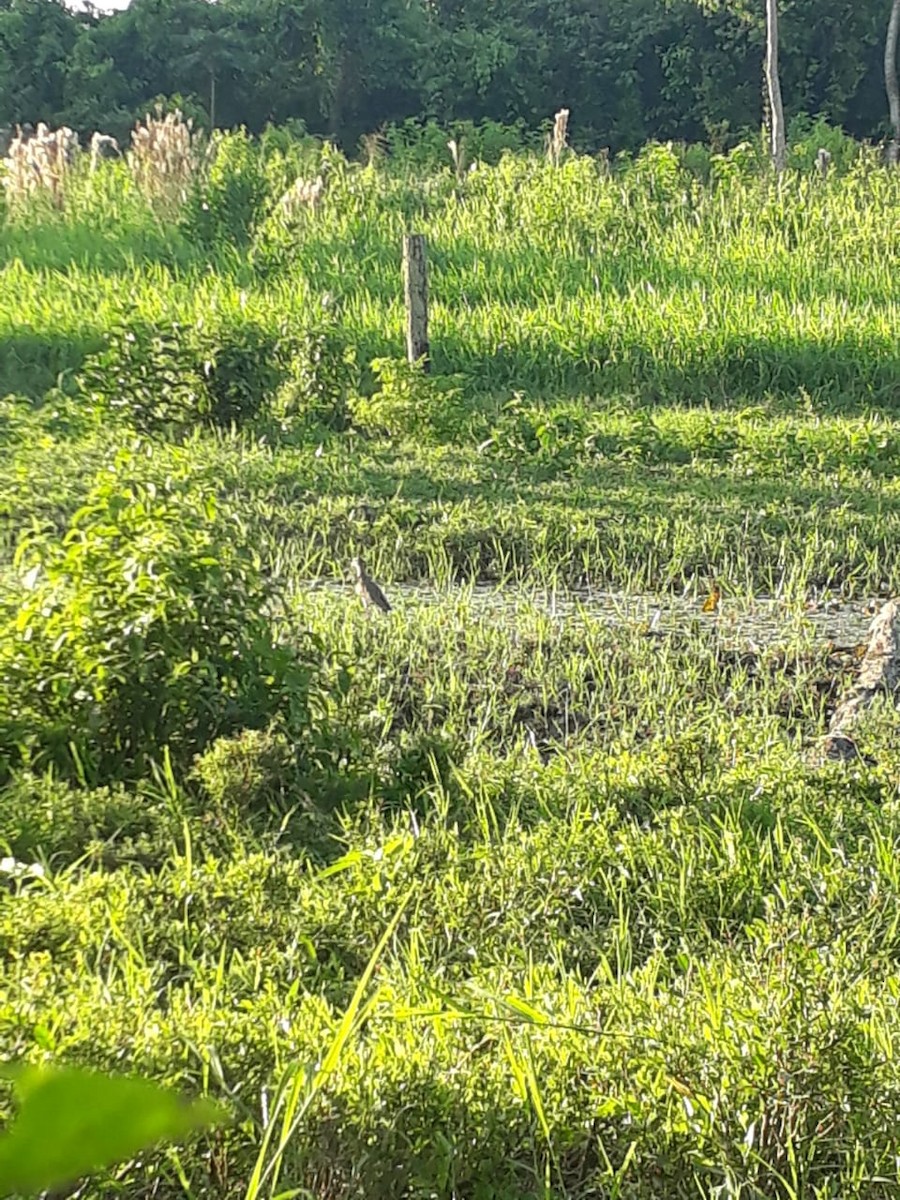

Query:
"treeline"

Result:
[[0, 0, 894, 152]]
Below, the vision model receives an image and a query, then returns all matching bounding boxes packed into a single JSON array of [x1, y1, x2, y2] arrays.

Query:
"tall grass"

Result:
[[3, 136, 900, 401]]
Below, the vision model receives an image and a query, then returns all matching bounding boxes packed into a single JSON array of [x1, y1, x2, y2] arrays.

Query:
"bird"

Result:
[[702, 582, 721, 613], [350, 556, 391, 613]]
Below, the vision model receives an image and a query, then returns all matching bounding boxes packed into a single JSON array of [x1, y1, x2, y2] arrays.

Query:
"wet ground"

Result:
[[302, 578, 882, 652]]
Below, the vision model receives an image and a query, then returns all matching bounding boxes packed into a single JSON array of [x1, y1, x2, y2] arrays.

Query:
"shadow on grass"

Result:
[[239, 438, 898, 592], [0, 223, 201, 275], [0, 330, 103, 397], [429, 329, 900, 413], [5, 319, 898, 413]]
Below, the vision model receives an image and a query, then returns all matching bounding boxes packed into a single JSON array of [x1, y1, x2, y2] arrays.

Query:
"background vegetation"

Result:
[[0, 0, 897, 152], [2, 116, 900, 1198]]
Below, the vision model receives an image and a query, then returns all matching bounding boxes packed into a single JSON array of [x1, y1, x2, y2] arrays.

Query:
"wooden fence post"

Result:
[[402, 234, 429, 372]]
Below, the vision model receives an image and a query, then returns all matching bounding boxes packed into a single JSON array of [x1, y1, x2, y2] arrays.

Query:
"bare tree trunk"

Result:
[[886, 0, 900, 164], [765, 0, 787, 172]]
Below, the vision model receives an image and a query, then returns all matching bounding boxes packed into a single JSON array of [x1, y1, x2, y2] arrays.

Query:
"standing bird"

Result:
[[350, 557, 391, 613]]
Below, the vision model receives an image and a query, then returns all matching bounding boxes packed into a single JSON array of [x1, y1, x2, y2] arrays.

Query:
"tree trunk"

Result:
[[886, 0, 900, 164], [327, 53, 346, 140], [765, 0, 787, 173]]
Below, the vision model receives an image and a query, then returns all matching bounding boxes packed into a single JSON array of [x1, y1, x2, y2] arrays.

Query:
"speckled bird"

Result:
[[350, 557, 391, 613]]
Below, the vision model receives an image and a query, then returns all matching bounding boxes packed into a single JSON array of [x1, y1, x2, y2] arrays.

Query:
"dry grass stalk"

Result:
[[360, 129, 387, 170], [129, 107, 204, 217], [1, 122, 81, 210], [90, 131, 121, 171], [277, 162, 331, 218], [448, 137, 468, 181], [547, 108, 570, 167]]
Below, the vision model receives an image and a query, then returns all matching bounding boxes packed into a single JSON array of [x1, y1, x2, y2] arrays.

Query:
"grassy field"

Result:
[[2, 126, 900, 1199]]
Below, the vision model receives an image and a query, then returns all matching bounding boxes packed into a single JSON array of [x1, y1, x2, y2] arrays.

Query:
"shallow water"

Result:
[[300, 578, 879, 651]]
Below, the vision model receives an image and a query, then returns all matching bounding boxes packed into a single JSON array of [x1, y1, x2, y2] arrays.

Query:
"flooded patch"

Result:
[[299, 577, 878, 651]]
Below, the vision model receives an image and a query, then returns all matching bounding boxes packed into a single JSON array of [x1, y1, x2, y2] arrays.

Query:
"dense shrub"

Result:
[[350, 357, 467, 440], [0, 459, 323, 784], [182, 128, 270, 249], [787, 114, 865, 174], [0, 772, 178, 868], [191, 724, 305, 815], [76, 313, 293, 432], [271, 306, 360, 432]]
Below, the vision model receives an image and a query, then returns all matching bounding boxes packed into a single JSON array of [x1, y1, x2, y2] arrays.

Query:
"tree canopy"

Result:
[[0, 0, 892, 149]]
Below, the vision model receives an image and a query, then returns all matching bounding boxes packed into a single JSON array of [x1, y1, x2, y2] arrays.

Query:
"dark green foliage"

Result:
[[0, 462, 322, 783], [0, 0, 892, 154], [205, 319, 293, 427], [76, 315, 292, 432]]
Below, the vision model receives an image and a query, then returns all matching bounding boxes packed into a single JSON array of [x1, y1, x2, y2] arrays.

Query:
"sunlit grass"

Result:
[[2, 142, 900, 1198]]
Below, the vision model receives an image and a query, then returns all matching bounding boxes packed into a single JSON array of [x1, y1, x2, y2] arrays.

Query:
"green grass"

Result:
[[2, 137, 900, 1198]]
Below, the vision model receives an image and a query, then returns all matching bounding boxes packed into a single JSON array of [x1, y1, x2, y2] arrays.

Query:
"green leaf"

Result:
[[0, 1063, 227, 1196]]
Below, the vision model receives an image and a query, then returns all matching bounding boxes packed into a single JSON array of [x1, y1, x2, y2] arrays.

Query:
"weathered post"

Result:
[[402, 234, 429, 372], [815, 148, 832, 178]]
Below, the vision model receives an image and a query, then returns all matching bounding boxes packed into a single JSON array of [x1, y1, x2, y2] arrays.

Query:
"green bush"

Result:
[[0, 459, 322, 784], [76, 313, 293, 432], [182, 128, 270, 249], [0, 772, 177, 868], [788, 114, 861, 174], [191, 725, 304, 815], [272, 308, 359, 432], [205, 318, 293, 427], [350, 357, 467, 441]]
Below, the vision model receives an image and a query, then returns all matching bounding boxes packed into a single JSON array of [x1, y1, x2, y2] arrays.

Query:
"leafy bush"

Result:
[[182, 128, 270, 249], [625, 140, 687, 203], [0, 772, 178, 869], [77, 319, 203, 431], [205, 317, 293, 427], [191, 724, 304, 815], [481, 394, 589, 466], [0, 458, 322, 783], [710, 138, 764, 186], [77, 313, 293, 432], [350, 357, 467, 440], [788, 114, 861, 174], [272, 306, 359, 432]]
